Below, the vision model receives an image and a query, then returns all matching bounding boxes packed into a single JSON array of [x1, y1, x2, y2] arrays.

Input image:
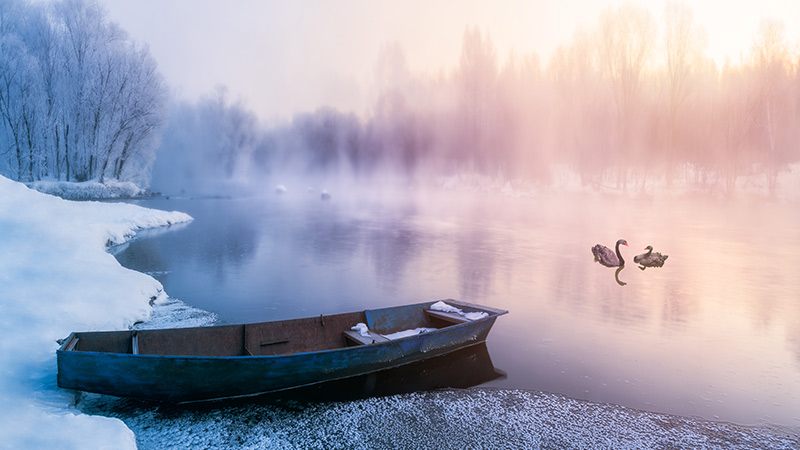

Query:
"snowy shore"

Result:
[[0, 175, 191, 449], [26, 179, 151, 200], [83, 389, 800, 450]]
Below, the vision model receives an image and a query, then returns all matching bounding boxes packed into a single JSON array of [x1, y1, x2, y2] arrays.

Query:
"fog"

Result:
[[150, 3, 800, 199]]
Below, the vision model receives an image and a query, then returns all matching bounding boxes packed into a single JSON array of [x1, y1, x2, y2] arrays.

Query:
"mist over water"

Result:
[[116, 187, 800, 427], [149, 5, 800, 206], [127, 0, 800, 436]]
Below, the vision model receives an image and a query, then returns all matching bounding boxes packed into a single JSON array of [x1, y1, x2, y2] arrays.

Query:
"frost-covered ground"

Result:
[[26, 178, 151, 200], [81, 389, 799, 450], [1, 174, 799, 449]]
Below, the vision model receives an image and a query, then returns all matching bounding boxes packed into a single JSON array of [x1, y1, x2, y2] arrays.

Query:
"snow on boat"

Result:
[[57, 300, 507, 402]]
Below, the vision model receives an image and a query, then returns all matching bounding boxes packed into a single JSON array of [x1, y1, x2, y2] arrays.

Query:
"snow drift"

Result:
[[0, 175, 191, 449]]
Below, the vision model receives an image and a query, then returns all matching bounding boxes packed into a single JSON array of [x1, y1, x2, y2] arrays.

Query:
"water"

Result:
[[115, 188, 800, 428]]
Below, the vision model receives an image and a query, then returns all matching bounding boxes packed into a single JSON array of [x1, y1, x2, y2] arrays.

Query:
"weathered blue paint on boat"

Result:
[[57, 300, 507, 402]]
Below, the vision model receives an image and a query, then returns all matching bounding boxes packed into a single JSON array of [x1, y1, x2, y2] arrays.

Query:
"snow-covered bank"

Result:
[[0, 175, 191, 449], [26, 179, 149, 200]]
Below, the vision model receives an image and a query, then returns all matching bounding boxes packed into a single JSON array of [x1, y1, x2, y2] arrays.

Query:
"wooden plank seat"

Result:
[[424, 308, 470, 324], [342, 330, 390, 346], [64, 335, 80, 352]]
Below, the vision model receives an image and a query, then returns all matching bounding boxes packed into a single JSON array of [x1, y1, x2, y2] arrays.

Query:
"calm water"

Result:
[[116, 189, 800, 427]]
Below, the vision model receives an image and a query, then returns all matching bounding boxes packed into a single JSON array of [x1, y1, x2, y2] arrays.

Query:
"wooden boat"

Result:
[[57, 299, 507, 402]]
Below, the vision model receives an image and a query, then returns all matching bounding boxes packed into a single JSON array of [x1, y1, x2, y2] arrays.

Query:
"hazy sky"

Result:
[[101, 0, 800, 121]]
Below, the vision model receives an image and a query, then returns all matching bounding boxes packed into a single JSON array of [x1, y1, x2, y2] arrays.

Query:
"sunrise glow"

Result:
[[2, 1, 800, 447], [104, 0, 800, 119]]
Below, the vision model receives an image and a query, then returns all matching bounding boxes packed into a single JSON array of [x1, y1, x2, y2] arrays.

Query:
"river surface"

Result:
[[115, 188, 800, 428]]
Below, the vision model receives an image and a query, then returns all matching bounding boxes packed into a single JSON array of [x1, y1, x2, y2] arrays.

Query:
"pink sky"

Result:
[[102, 0, 800, 120]]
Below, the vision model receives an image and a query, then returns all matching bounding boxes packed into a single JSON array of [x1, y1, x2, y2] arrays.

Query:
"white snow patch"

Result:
[[351, 323, 369, 337], [0, 175, 192, 449], [382, 327, 438, 340], [430, 301, 488, 320], [464, 311, 489, 320], [27, 179, 147, 200], [430, 301, 462, 313]]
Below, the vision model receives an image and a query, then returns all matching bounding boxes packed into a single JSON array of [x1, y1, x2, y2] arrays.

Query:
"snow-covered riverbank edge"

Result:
[[0, 175, 191, 449], [25, 179, 158, 201]]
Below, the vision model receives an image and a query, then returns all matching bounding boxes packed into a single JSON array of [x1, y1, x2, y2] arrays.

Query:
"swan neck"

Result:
[[615, 241, 625, 265]]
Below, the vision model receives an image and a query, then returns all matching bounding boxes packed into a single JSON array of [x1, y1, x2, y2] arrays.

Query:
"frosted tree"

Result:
[[0, 33, 45, 182], [750, 19, 793, 195], [368, 43, 434, 176], [97, 41, 166, 184], [716, 64, 758, 195], [457, 26, 498, 170], [597, 4, 656, 188], [549, 28, 611, 185], [0, 0, 166, 186], [150, 89, 260, 193], [661, 1, 707, 185], [55, 0, 125, 181]]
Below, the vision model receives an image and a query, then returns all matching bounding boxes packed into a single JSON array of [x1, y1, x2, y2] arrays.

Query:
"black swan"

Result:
[[633, 246, 668, 268], [592, 239, 628, 267]]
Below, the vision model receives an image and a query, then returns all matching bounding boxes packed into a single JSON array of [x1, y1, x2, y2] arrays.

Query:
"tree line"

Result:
[[3, 0, 797, 196], [0, 0, 166, 186], [157, 2, 800, 196]]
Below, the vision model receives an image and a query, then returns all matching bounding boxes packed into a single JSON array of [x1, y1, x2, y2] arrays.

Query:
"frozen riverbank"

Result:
[[26, 179, 153, 200], [0, 176, 191, 449]]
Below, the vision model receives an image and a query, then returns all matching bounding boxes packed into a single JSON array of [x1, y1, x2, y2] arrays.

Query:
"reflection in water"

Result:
[[114, 198, 262, 288], [364, 220, 424, 295], [614, 266, 626, 286], [589, 250, 628, 286], [244, 342, 504, 404], [457, 227, 497, 300], [119, 193, 800, 427]]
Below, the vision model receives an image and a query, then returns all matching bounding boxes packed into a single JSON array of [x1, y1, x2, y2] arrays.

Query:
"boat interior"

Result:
[[60, 305, 475, 358]]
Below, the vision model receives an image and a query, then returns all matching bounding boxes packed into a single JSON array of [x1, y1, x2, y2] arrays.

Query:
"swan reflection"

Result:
[[614, 266, 627, 286]]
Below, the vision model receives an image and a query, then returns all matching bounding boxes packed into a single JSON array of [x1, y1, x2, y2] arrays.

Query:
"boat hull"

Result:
[[57, 300, 506, 402]]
